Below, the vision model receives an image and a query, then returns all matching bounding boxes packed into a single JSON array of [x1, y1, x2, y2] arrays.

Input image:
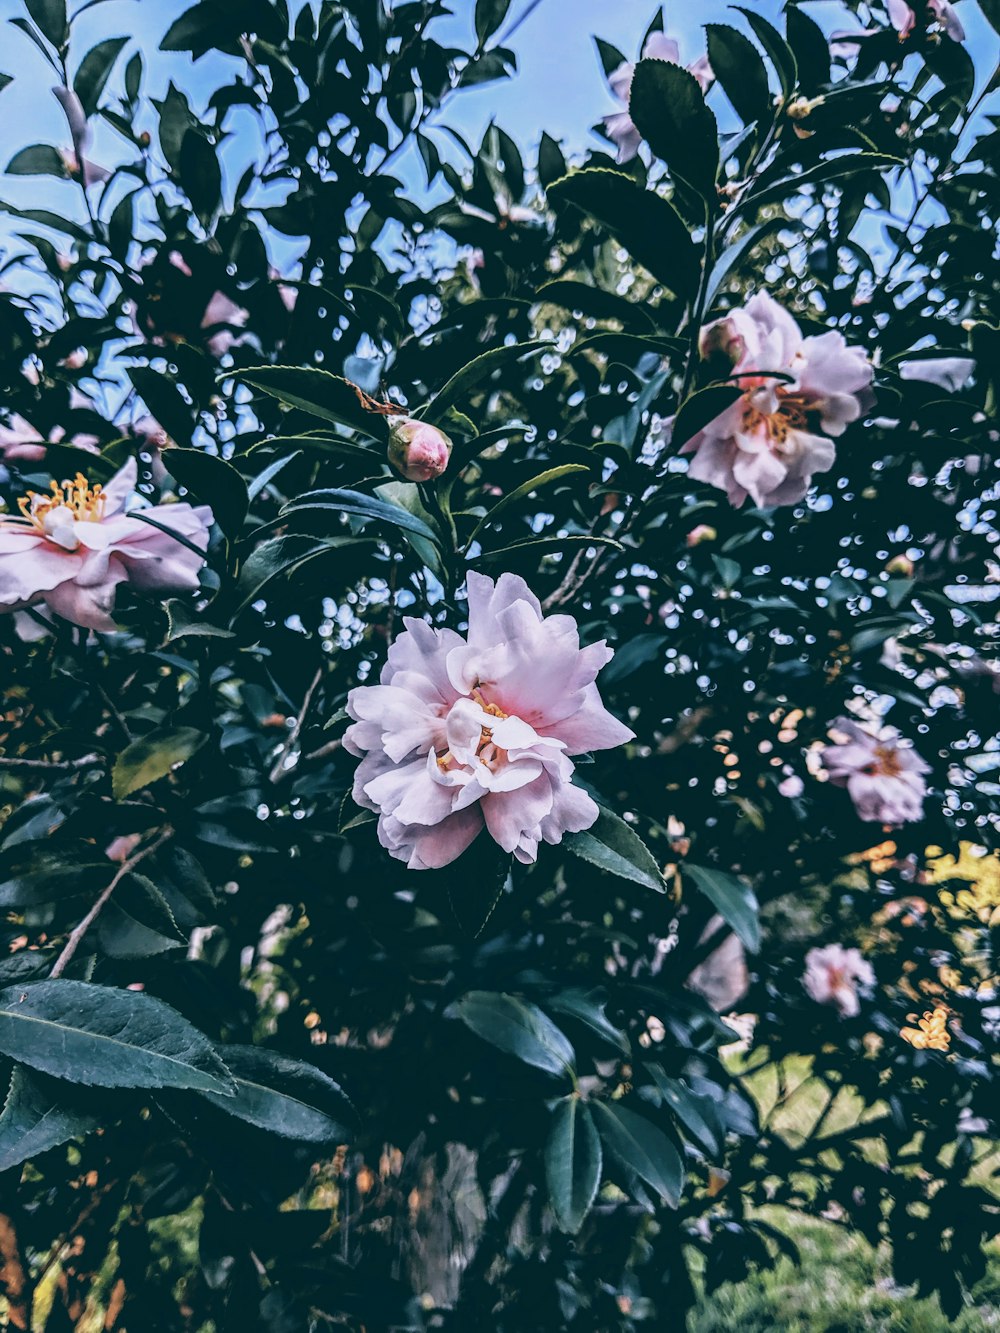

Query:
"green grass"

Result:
[[688, 1054, 1000, 1331]]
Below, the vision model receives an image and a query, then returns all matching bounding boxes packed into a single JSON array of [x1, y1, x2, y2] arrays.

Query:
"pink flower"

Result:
[[899, 356, 975, 392], [0, 458, 213, 630], [388, 418, 452, 482], [803, 944, 875, 1017], [682, 292, 874, 508], [603, 32, 714, 164], [344, 572, 634, 869], [0, 415, 99, 464], [778, 774, 804, 798], [889, 0, 965, 40], [200, 289, 250, 358], [820, 716, 929, 825]]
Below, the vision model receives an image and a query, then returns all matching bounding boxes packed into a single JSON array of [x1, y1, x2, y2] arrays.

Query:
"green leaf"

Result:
[[98, 872, 185, 960], [628, 59, 719, 199], [283, 488, 441, 547], [246, 450, 300, 503], [535, 279, 657, 330], [198, 1045, 355, 1142], [179, 129, 221, 222], [546, 1097, 602, 1234], [126, 365, 196, 447], [0, 860, 108, 908], [445, 991, 575, 1078], [112, 726, 206, 800], [735, 8, 797, 101], [565, 806, 663, 893], [672, 384, 743, 450], [0, 980, 234, 1094], [73, 35, 127, 118], [590, 1099, 683, 1208], [25, 0, 67, 49], [548, 168, 699, 299], [706, 25, 772, 128], [164, 599, 234, 643], [466, 464, 589, 547], [537, 132, 567, 191], [0, 1065, 98, 1172], [594, 36, 626, 78], [741, 153, 901, 215], [786, 6, 831, 92], [547, 989, 630, 1055], [474, 0, 512, 47], [982, 0, 1000, 35], [645, 1065, 723, 1157], [234, 534, 363, 612], [420, 341, 544, 424], [168, 448, 248, 540], [0, 75, 12, 96], [684, 864, 760, 953], [469, 533, 624, 567], [232, 366, 384, 437], [6, 143, 66, 176], [704, 217, 801, 309]]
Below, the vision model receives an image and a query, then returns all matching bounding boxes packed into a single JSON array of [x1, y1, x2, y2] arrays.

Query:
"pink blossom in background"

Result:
[[0, 457, 213, 630], [820, 716, 929, 824], [803, 944, 875, 1017], [778, 774, 804, 798], [603, 32, 713, 164], [0, 414, 100, 464], [888, 0, 966, 40], [682, 291, 874, 509], [344, 572, 634, 869], [898, 356, 975, 392], [52, 87, 110, 186]]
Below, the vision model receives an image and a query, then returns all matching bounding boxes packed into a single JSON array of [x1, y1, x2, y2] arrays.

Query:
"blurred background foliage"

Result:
[[0, 0, 997, 1327]]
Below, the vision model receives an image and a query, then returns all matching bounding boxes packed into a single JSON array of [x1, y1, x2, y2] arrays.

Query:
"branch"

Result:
[[49, 828, 173, 979], [0, 753, 102, 773], [268, 666, 325, 784], [0, 1213, 30, 1331]]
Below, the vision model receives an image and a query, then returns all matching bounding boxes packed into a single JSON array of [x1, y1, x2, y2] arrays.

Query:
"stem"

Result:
[[49, 828, 173, 978], [0, 753, 102, 772], [268, 666, 325, 784]]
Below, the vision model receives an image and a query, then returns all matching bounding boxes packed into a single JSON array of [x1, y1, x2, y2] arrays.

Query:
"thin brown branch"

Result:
[[268, 666, 325, 784], [0, 1213, 30, 1331], [0, 753, 102, 773], [49, 828, 173, 979]]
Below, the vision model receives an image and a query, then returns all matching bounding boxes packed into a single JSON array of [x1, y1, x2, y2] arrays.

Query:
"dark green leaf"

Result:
[[537, 132, 567, 190], [126, 366, 196, 447], [421, 341, 544, 424], [234, 534, 364, 612], [179, 129, 222, 222], [684, 864, 761, 953], [629, 59, 719, 199], [535, 279, 657, 330], [168, 448, 248, 540], [0, 980, 234, 1094], [73, 35, 127, 118], [232, 366, 384, 437], [735, 8, 797, 101], [741, 153, 902, 214], [467, 465, 589, 546], [706, 25, 772, 127], [548, 168, 699, 299], [469, 533, 624, 566], [672, 385, 743, 450], [198, 1045, 355, 1142], [546, 1097, 602, 1234], [565, 806, 663, 893], [6, 144, 66, 176], [547, 989, 630, 1055], [283, 487, 441, 546], [112, 726, 206, 800], [646, 1065, 723, 1157], [445, 991, 575, 1078], [25, 0, 67, 49], [0, 1065, 99, 1172], [705, 217, 801, 309], [786, 6, 831, 92], [591, 1099, 683, 1207], [474, 0, 512, 47]]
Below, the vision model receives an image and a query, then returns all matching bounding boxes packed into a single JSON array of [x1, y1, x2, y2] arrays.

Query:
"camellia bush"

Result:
[[0, 0, 997, 1327]]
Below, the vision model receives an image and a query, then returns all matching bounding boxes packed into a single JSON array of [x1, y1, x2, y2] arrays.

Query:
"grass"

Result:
[[688, 1052, 1000, 1331]]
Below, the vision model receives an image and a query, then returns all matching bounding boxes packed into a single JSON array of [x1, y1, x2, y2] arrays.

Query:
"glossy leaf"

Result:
[[628, 59, 719, 199], [0, 1065, 99, 1172], [198, 1045, 355, 1142], [233, 366, 385, 437], [565, 806, 664, 893], [466, 464, 589, 546], [421, 341, 544, 424], [545, 1097, 602, 1234], [684, 864, 761, 953], [112, 726, 206, 800], [590, 1099, 683, 1208], [445, 991, 575, 1078], [73, 35, 127, 117], [706, 25, 772, 127], [168, 447, 249, 539], [0, 980, 235, 1094]]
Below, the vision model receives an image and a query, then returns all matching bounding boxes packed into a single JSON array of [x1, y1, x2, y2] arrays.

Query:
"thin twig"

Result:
[[268, 666, 325, 784], [49, 828, 173, 979], [0, 753, 102, 773], [300, 737, 343, 765]]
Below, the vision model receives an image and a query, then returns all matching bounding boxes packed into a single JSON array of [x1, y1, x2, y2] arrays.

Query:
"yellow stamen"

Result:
[[17, 473, 105, 534], [741, 388, 814, 446]]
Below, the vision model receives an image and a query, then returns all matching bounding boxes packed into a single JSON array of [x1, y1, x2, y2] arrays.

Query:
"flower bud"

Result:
[[886, 554, 914, 577], [387, 418, 452, 483], [686, 524, 717, 547]]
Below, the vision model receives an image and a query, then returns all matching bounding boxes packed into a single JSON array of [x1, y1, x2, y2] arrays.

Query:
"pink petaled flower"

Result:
[[603, 32, 713, 164], [682, 291, 875, 509], [0, 457, 213, 631], [0, 415, 100, 464], [888, 0, 966, 41], [344, 572, 634, 869], [803, 944, 875, 1017], [820, 716, 929, 825]]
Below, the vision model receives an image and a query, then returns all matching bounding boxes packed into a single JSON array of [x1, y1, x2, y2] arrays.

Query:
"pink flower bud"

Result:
[[886, 554, 914, 577], [387, 418, 452, 483], [686, 524, 717, 547]]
